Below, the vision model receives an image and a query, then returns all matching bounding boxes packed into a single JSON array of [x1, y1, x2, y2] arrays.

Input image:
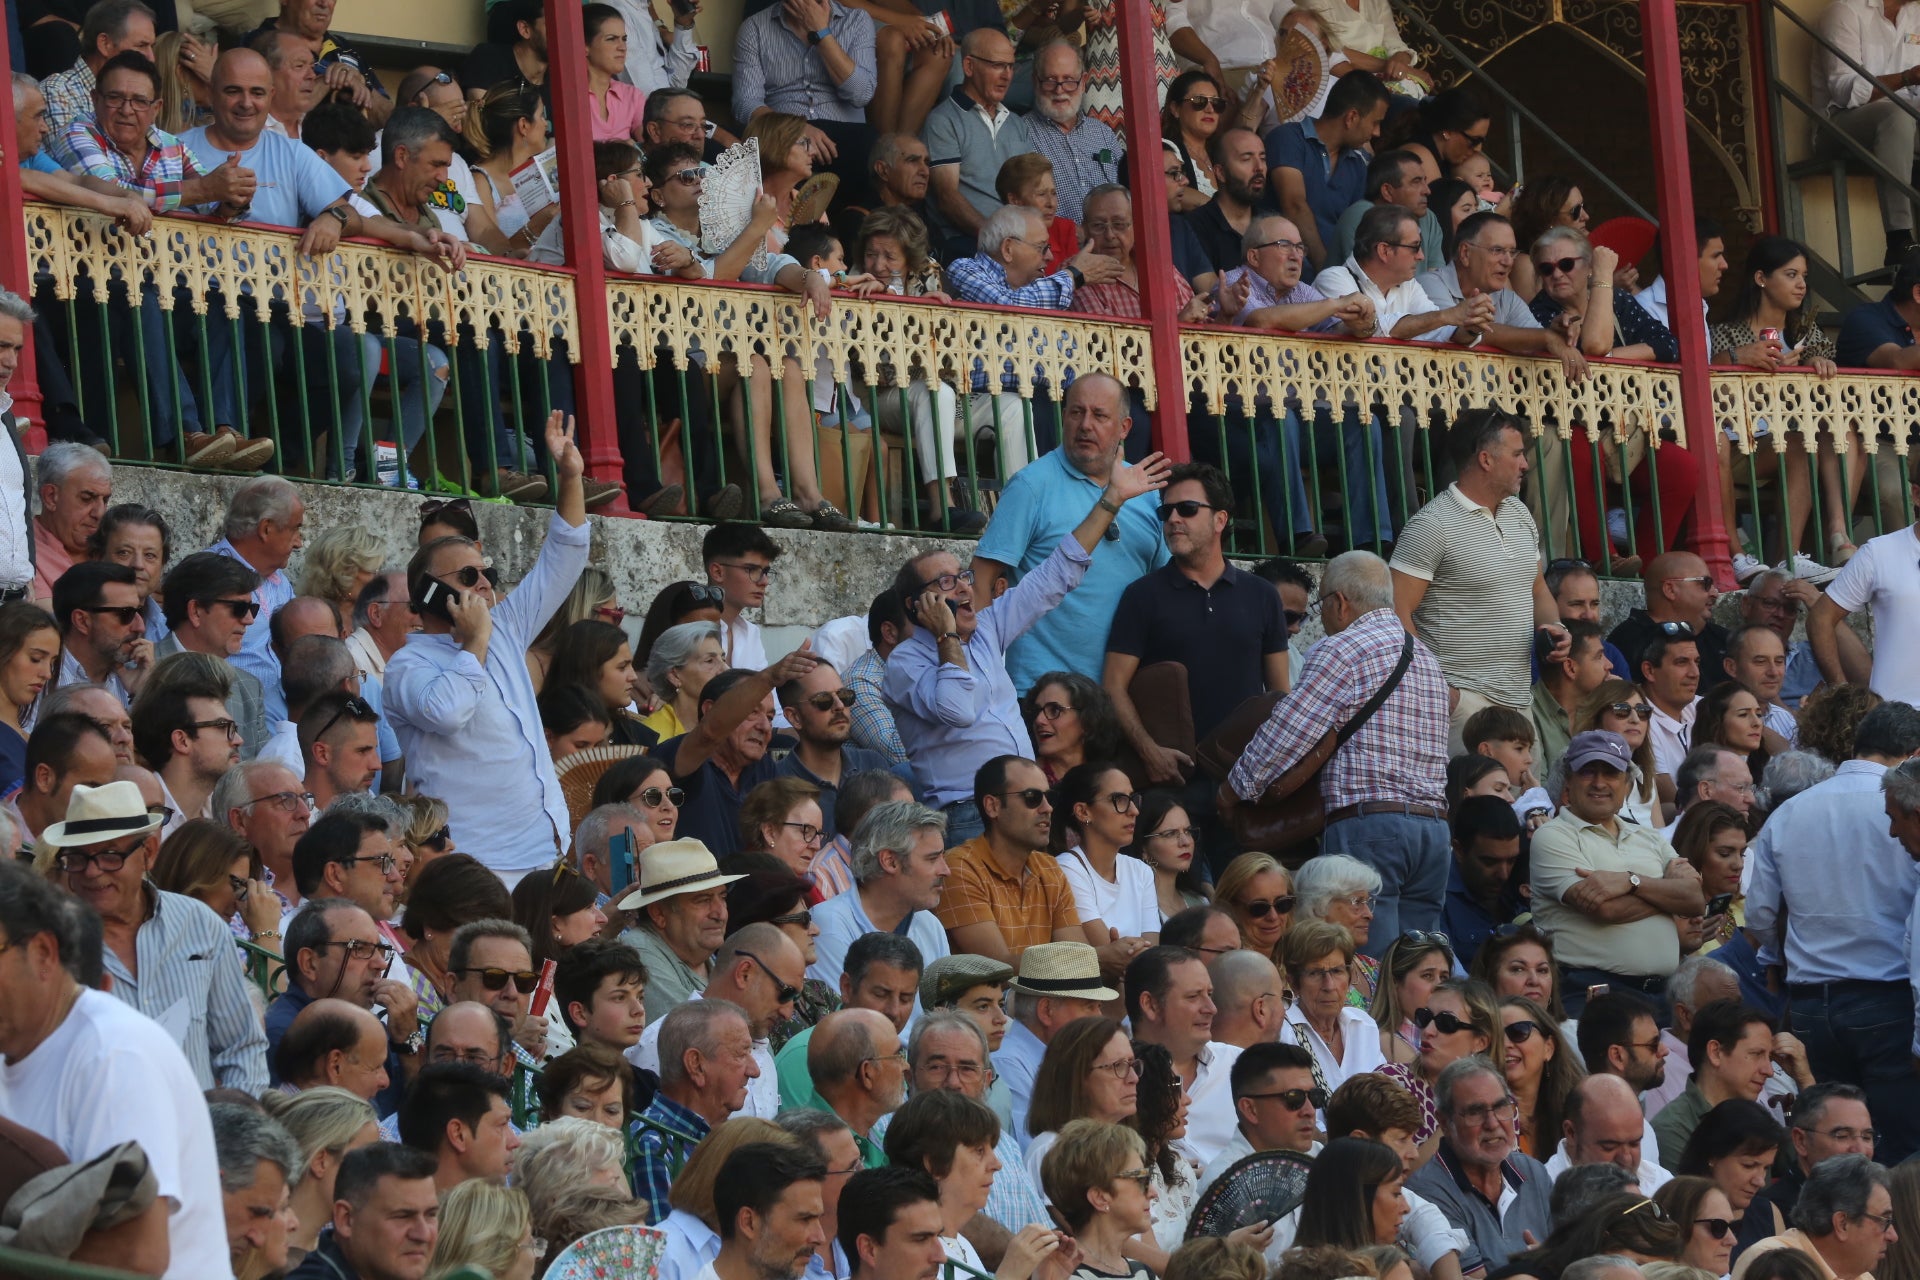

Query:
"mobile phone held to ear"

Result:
[[416, 578, 459, 623]]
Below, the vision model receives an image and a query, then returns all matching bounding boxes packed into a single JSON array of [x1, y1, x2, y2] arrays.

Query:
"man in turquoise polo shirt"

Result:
[[971, 372, 1169, 694]]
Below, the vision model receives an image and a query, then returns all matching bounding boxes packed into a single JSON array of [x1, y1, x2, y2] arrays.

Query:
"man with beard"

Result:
[[1021, 42, 1121, 226], [775, 661, 902, 836], [1183, 127, 1274, 288], [704, 1144, 829, 1280]]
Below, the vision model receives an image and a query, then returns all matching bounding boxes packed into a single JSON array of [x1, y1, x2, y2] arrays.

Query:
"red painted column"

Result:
[[545, 0, 630, 511], [1643, 0, 1733, 585], [0, 13, 48, 441], [1115, 0, 1191, 461]]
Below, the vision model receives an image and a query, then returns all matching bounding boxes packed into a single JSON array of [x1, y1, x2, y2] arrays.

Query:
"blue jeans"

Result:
[[1319, 811, 1448, 958], [1789, 980, 1920, 1164], [341, 334, 450, 479], [941, 798, 984, 846], [1309, 403, 1395, 546]]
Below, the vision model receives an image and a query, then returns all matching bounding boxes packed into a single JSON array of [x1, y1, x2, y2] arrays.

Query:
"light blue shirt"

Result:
[[658, 1207, 720, 1280], [973, 451, 1169, 693], [872, 1109, 1047, 1233], [1746, 759, 1917, 985], [882, 537, 1092, 808], [208, 538, 294, 720], [992, 1017, 1047, 1151], [101, 884, 270, 1094], [385, 514, 590, 879], [807, 885, 951, 991], [179, 126, 349, 229]]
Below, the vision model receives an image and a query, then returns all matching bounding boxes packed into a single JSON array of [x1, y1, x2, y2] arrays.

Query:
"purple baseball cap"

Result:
[[1564, 730, 1632, 773]]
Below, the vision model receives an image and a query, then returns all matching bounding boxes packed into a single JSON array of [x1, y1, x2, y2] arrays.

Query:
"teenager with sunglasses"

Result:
[[1373, 931, 1456, 1067]]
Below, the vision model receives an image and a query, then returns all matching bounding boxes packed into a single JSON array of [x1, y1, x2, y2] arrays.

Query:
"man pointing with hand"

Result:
[[386, 410, 589, 886]]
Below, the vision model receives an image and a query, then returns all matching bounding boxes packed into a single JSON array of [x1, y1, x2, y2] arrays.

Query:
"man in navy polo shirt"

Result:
[[662, 653, 823, 857], [1266, 70, 1388, 272], [1838, 255, 1920, 369]]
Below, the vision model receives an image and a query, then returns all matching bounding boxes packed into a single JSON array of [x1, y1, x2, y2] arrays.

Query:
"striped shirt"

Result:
[[846, 648, 907, 765], [1227, 607, 1448, 810], [630, 1091, 710, 1222], [100, 884, 271, 1094], [730, 1, 877, 123], [1390, 483, 1544, 708]]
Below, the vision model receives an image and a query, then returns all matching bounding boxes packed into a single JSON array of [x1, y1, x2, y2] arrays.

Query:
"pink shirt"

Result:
[[591, 81, 645, 142], [31, 518, 74, 604]]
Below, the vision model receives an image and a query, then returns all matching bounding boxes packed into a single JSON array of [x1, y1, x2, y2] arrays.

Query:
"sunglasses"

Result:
[[1113, 1166, 1155, 1189], [206, 596, 262, 620], [997, 788, 1049, 810], [1605, 701, 1654, 720], [1414, 1007, 1476, 1035], [1283, 609, 1309, 627], [636, 786, 685, 808], [1239, 894, 1296, 919], [1694, 1218, 1734, 1240], [1566, 202, 1586, 221], [1653, 620, 1696, 637], [740, 951, 801, 1004], [684, 582, 726, 606], [84, 605, 142, 625], [802, 689, 857, 713], [1399, 929, 1453, 954], [435, 564, 496, 589], [1181, 94, 1228, 111], [671, 167, 703, 185], [455, 966, 541, 993], [1156, 500, 1219, 523], [1243, 1086, 1329, 1111], [420, 497, 474, 522], [313, 695, 374, 743], [1504, 1019, 1540, 1043], [1536, 256, 1582, 277], [421, 824, 453, 852], [769, 909, 813, 929]]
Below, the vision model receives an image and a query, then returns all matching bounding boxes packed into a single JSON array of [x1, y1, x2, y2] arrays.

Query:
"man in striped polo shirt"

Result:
[[1391, 407, 1572, 757]]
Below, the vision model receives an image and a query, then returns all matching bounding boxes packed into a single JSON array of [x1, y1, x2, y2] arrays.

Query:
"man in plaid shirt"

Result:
[[1225, 550, 1451, 951], [628, 1001, 757, 1222], [63, 54, 252, 214], [39, 0, 159, 172]]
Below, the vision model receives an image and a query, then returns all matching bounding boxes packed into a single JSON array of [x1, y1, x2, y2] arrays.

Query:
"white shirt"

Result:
[[0, 990, 232, 1280], [1173, 1041, 1244, 1169], [0, 396, 30, 590], [1824, 524, 1920, 705], [942, 1233, 986, 1276], [1164, 0, 1298, 69], [257, 720, 302, 776], [725, 613, 769, 670], [1636, 275, 1711, 352], [1813, 0, 1920, 116], [1279, 1006, 1388, 1093], [810, 616, 871, 676], [1543, 1136, 1673, 1194], [528, 205, 666, 274], [1058, 848, 1160, 940], [628, 994, 781, 1118], [1648, 696, 1699, 779], [1313, 257, 1450, 339]]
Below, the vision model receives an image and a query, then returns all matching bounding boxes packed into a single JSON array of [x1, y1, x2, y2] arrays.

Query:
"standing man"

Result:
[[810, 800, 950, 989], [1611, 553, 1728, 691], [1811, 508, 1920, 705], [1228, 551, 1450, 948], [1391, 407, 1571, 756], [0, 293, 37, 609], [248, 0, 392, 126], [209, 475, 304, 708], [31, 442, 112, 608], [1265, 70, 1387, 271], [386, 413, 588, 884], [1528, 731, 1704, 1017]]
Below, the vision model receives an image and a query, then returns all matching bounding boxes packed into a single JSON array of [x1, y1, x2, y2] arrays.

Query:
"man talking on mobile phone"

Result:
[[386, 411, 590, 888]]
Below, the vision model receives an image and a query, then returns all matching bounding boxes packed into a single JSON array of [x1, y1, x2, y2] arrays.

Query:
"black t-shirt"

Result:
[[1105, 562, 1288, 740], [463, 40, 536, 97], [1182, 198, 1247, 277], [1608, 609, 1729, 692]]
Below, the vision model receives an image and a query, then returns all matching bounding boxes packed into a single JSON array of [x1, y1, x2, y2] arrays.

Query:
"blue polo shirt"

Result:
[[974, 450, 1169, 693], [22, 150, 60, 174], [180, 126, 349, 229], [1264, 118, 1369, 266], [1836, 295, 1914, 368]]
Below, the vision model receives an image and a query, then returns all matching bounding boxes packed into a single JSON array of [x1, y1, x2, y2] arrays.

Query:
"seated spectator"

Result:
[[1210, 949, 1289, 1049], [991, 943, 1114, 1150], [1405, 1056, 1553, 1269], [630, 1000, 761, 1223], [1267, 70, 1389, 271], [1763, 1084, 1877, 1221], [1544, 1072, 1672, 1192], [248, 0, 390, 123], [1655, 1175, 1741, 1276], [811, 800, 951, 987], [615, 839, 735, 1017], [535, 1043, 634, 1128], [463, 0, 548, 101], [11, 71, 155, 234], [53, 560, 149, 708], [1733, 1155, 1893, 1280], [209, 1102, 305, 1280], [1182, 127, 1274, 290], [1654, 1002, 1787, 1170], [998, 152, 1078, 272], [1325, 1074, 1470, 1277], [252, 28, 321, 141], [1279, 920, 1385, 1091], [292, 813, 401, 950], [1442, 796, 1524, 968], [0, 858, 232, 1276], [1316, 204, 1485, 344], [925, 30, 1036, 253], [1415, 211, 1588, 381], [933, 754, 1091, 963], [1673, 1100, 1788, 1255], [778, 932, 922, 1111], [466, 80, 558, 258], [1533, 619, 1613, 778], [1036, 1119, 1163, 1272], [870, 132, 938, 231], [1196, 1041, 1322, 1199], [661, 662, 819, 858], [275, 998, 391, 1102], [1331, 148, 1445, 273], [395, 1061, 521, 1193], [383, 67, 479, 240], [1637, 628, 1705, 785], [1838, 254, 1920, 372], [1529, 730, 1704, 1016], [442, 919, 547, 1094], [1073, 183, 1209, 320], [426, 1180, 534, 1280], [1126, 945, 1240, 1168], [1723, 624, 1799, 748], [39, 0, 159, 172], [268, 898, 417, 1113], [551, 937, 648, 1066], [1022, 43, 1123, 226], [259, 1086, 380, 1269], [393, 852, 514, 1022], [773, 661, 905, 834], [1506, 175, 1597, 300], [731, 0, 878, 197], [157, 552, 269, 758], [18, 710, 119, 840], [284, 1143, 440, 1280], [950, 202, 1117, 324], [31, 443, 112, 610]]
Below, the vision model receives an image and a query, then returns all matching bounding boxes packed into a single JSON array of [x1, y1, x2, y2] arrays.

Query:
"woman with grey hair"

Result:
[[1294, 854, 1386, 1004], [642, 620, 728, 742]]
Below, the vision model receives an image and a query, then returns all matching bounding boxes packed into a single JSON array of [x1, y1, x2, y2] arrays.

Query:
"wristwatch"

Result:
[[808, 26, 830, 43], [323, 205, 350, 228], [1626, 873, 1643, 893], [1067, 264, 1086, 288], [393, 1026, 426, 1056]]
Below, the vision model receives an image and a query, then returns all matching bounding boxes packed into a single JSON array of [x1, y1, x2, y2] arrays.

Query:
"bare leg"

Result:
[[779, 355, 827, 507], [868, 24, 909, 134], [1782, 435, 1816, 560], [897, 41, 954, 137]]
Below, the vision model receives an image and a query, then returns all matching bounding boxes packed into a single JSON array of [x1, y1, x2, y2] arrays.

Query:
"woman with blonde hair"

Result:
[[1039, 1118, 1159, 1280], [1372, 931, 1455, 1065], [429, 1181, 537, 1280], [528, 566, 619, 692], [1573, 678, 1666, 827], [295, 527, 386, 624], [1213, 852, 1296, 974], [399, 794, 455, 891], [152, 19, 217, 133], [260, 1087, 379, 1270], [660, 1118, 798, 1280]]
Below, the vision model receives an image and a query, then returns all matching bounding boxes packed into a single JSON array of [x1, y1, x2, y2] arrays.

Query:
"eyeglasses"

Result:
[[1181, 94, 1228, 111], [1859, 1211, 1898, 1234], [997, 788, 1049, 810], [1299, 964, 1348, 984], [454, 966, 540, 993], [1033, 702, 1075, 723], [1694, 1218, 1734, 1240], [205, 596, 261, 620], [420, 497, 473, 523], [1156, 500, 1219, 522], [636, 786, 685, 808], [1251, 238, 1307, 256], [969, 54, 1016, 70], [1112, 1167, 1155, 1189], [148, 803, 176, 828], [917, 569, 975, 593], [430, 1046, 503, 1068], [861, 1048, 910, 1069], [1669, 575, 1715, 590], [1238, 894, 1296, 919], [1037, 74, 1081, 90], [1242, 1086, 1328, 1111], [1414, 1008, 1476, 1035], [1535, 256, 1582, 277], [1146, 824, 1195, 842], [84, 605, 142, 625], [1623, 1036, 1664, 1053], [241, 790, 315, 814], [769, 909, 813, 929], [187, 718, 242, 740], [1084, 218, 1132, 235], [54, 841, 147, 874], [340, 852, 398, 875], [1797, 1125, 1879, 1144], [1504, 1019, 1540, 1043], [782, 822, 825, 846], [1387, 240, 1426, 253], [801, 689, 857, 713], [922, 1059, 995, 1085], [1100, 791, 1143, 814], [316, 939, 398, 964], [1605, 702, 1653, 721], [99, 91, 159, 110], [1090, 1057, 1144, 1080], [1461, 130, 1489, 148], [715, 560, 775, 583], [1453, 1096, 1519, 1124], [739, 951, 802, 1004], [1334, 892, 1377, 911], [313, 696, 374, 743]]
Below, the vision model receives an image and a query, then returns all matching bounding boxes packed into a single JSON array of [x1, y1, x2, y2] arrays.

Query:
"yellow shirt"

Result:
[[641, 702, 689, 742]]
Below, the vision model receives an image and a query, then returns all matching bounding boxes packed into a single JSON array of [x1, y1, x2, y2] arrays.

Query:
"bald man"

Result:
[[424, 1001, 511, 1077], [1210, 951, 1289, 1050], [278, 998, 391, 1103], [1545, 1072, 1671, 1193], [1609, 552, 1729, 694], [811, 1008, 908, 1167]]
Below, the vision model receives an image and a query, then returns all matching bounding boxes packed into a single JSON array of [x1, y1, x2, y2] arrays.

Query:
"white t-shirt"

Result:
[[1826, 524, 1920, 705], [1058, 848, 1160, 940], [0, 989, 232, 1280], [943, 1233, 985, 1275], [1648, 697, 1699, 780]]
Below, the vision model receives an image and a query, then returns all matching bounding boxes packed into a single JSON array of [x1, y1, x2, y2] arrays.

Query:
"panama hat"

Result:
[[38, 782, 163, 850], [1007, 942, 1118, 1002], [615, 838, 744, 911]]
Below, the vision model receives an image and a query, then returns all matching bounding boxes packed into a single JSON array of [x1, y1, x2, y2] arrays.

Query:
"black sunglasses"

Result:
[[996, 788, 1049, 810], [1283, 609, 1309, 628], [740, 951, 801, 1004], [455, 966, 540, 994], [1504, 1019, 1540, 1043], [1156, 500, 1219, 523], [802, 689, 857, 712], [1695, 1218, 1734, 1240], [770, 909, 813, 929], [1605, 701, 1654, 720], [1239, 894, 1296, 919], [205, 596, 261, 620], [420, 497, 473, 522], [1243, 1086, 1329, 1111], [1414, 1008, 1476, 1035], [84, 605, 142, 625], [1536, 256, 1582, 277], [436, 564, 496, 589], [421, 824, 453, 852]]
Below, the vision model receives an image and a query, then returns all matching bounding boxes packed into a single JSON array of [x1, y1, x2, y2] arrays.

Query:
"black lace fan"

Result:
[[1186, 1150, 1314, 1240]]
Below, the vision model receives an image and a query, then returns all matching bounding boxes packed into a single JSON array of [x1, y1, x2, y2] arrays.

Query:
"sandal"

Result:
[[761, 497, 813, 529]]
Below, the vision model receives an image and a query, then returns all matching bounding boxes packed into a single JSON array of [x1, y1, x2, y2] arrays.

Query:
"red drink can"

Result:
[[529, 959, 558, 1017], [1759, 326, 1782, 344], [696, 44, 711, 72]]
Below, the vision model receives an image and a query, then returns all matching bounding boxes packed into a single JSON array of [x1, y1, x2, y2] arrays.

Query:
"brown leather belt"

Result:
[[1325, 801, 1448, 825]]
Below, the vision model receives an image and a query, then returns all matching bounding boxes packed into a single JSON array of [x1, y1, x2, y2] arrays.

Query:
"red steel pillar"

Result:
[[1643, 0, 1734, 584], [0, 14, 48, 442], [545, 0, 630, 511], [1115, 0, 1191, 461]]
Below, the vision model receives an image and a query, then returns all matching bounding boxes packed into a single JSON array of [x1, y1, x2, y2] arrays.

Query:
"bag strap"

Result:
[[1333, 634, 1415, 747]]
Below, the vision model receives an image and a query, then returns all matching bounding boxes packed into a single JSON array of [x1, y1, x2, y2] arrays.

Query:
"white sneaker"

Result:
[[1775, 554, 1841, 586], [1731, 552, 1767, 585]]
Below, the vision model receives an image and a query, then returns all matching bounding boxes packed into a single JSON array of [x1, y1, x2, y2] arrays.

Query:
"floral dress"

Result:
[[1082, 0, 1178, 129]]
